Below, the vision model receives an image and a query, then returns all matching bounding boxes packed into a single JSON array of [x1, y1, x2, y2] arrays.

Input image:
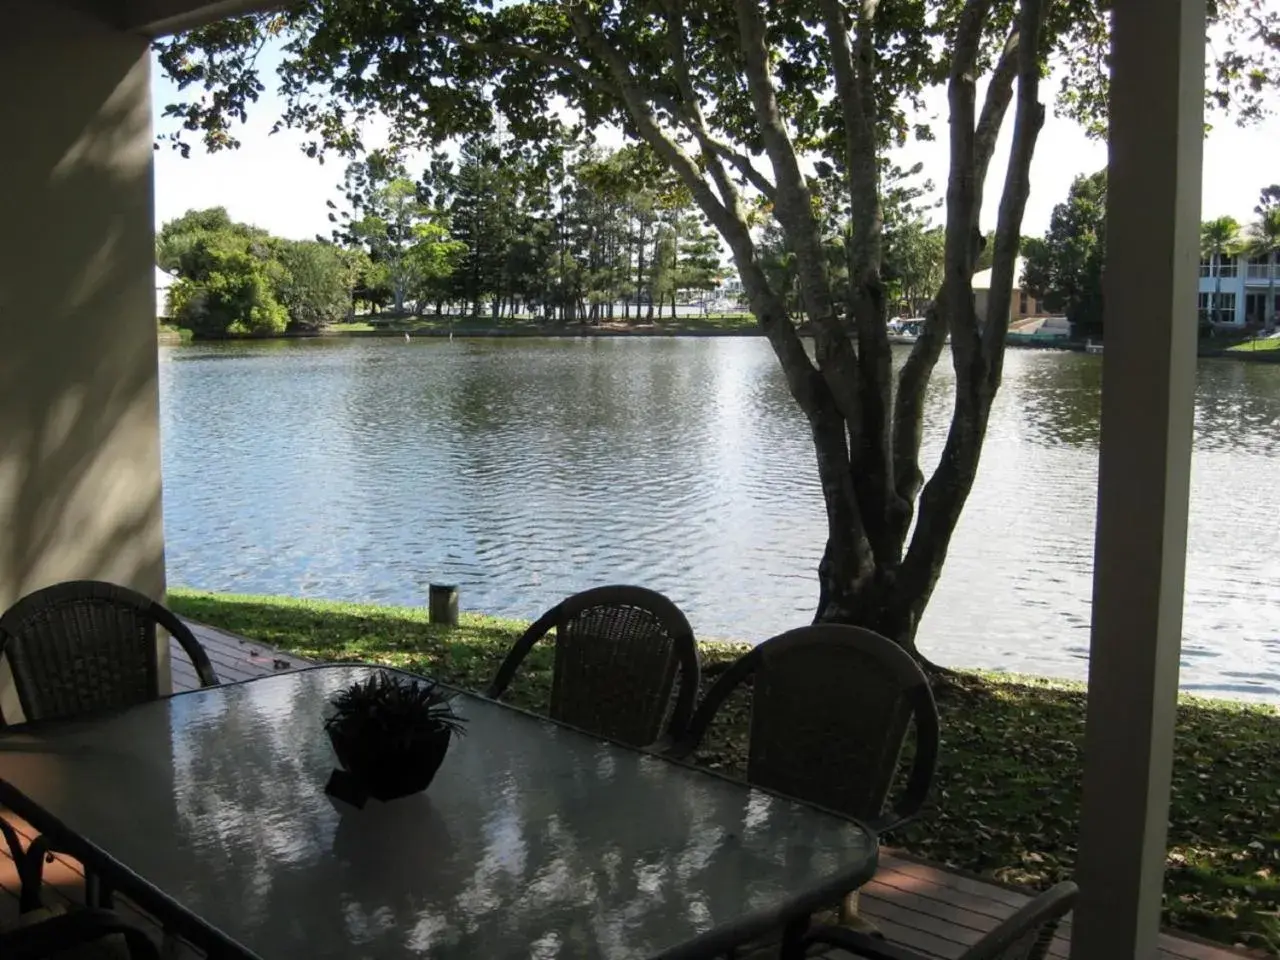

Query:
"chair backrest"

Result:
[[486, 585, 700, 748], [679, 624, 938, 829], [964, 881, 1077, 960], [0, 580, 218, 724]]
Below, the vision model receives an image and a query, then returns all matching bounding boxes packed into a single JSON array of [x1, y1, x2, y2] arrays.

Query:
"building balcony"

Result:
[[1245, 264, 1280, 281]]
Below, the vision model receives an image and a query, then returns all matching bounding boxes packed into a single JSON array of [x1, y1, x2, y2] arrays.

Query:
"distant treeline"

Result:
[[159, 139, 736, 337]]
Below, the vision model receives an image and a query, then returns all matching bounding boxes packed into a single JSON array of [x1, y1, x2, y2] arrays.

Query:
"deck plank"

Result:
[[0, 619, 1257, 960]]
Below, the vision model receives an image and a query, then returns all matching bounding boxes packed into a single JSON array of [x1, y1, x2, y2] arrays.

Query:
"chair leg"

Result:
[[19, 837, 51, 913], [85, 869, 102, 908], [0, 817, 44, 914], [778, 916, 810, 960], [838, 890, 884, 938]]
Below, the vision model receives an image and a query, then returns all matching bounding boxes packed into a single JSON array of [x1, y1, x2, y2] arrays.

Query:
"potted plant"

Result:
[[324, 672, 466, 802]]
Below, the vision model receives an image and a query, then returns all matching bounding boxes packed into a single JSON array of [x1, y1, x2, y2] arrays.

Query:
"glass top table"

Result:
[[0, 665, 876, 959]]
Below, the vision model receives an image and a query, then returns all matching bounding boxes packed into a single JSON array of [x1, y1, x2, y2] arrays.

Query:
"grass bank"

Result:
[[168, 589, 1280, 954], [1226, 336, 1280, 353], [326, 313, 761, 336]]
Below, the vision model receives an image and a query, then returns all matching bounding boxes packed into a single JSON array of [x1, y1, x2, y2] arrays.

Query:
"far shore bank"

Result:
[[159, 320, 1280, 361], [166, 588, 1279, 952]]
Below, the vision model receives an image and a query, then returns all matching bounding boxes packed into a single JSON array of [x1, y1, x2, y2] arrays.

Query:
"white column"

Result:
[[0, 0, 167, 678], [1071, 0, 1204, 956]]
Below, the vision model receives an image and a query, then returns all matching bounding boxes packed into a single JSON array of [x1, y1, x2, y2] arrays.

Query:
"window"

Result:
[[1019, 291, 1029, 315], [1216, 292, 1237, 324], [1246, 293, 1267, 324], [1201, 255, 1238, 277], [1200, 292, 1237, 325]]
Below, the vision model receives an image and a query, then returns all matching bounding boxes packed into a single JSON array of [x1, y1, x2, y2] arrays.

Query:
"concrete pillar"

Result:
[[1071, 0, 1204, 956], [0, 4, 166, 615]]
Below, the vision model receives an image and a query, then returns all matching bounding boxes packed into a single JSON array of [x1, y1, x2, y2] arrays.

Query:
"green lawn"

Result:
[[168, 589, 1280, 953], [1227, 336, 1280, 352]]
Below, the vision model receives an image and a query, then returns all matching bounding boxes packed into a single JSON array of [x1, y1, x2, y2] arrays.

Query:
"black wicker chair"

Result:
[[486, 585, 699, 749], [0, 580, 219, 913], [797, 881, 1078, 960], [669, 624, 939, 834], [0, 580, 218, 724]]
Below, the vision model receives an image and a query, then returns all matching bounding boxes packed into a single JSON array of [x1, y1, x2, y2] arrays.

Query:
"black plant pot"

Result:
[[327, 725, 454, 802]]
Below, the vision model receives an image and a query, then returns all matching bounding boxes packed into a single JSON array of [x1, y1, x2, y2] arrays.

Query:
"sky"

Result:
[[150, 45, 1280, 244]]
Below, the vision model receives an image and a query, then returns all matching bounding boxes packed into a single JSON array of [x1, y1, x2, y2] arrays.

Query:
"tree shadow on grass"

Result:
[[897, 673, 1280, 952]]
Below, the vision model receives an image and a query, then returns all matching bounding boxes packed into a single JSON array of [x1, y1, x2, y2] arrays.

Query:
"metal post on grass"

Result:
[[428, 584, 459, 626]]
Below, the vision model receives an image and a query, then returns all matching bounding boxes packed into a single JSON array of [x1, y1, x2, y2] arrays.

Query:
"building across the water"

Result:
[[971, 256, 1050, 325], [1198, 252, 1280, 329]]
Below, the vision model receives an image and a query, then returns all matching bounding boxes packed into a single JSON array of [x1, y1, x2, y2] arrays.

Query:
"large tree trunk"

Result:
[[571, 0, 1044, 657]]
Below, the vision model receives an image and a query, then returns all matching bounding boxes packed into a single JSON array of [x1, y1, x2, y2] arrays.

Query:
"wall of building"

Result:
[[1198, 254, 1280, 327], [974, 286, 1047, 325], [0, 2, 165, 610]]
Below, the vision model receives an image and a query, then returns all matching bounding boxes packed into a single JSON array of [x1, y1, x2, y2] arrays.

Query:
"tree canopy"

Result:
[[156, 0, 1280, 650], [1022, 169, 1106, 337], [159, 207, 355, 336]]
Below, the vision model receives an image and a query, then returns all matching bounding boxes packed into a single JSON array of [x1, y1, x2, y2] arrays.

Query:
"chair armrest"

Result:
[[0, 909, 160, 960], [801, 924, 924, 960]]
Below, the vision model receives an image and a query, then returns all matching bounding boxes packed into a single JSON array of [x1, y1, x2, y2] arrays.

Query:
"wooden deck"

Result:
[[0, 621, 1257, 959]]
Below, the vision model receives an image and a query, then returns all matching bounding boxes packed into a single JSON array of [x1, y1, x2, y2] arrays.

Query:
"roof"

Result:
[[971, 256, 1028, 291]]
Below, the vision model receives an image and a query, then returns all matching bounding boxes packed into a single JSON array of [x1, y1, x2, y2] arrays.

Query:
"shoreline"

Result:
[[159, 321, 1280, 361]]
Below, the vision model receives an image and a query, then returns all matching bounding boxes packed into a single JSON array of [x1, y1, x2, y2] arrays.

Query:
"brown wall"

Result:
[[975, 287, 1046, 324], [0, 1, 165, 611]]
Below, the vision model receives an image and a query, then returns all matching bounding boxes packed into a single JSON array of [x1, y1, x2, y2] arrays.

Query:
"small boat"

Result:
[[887, 318, 925, 344]]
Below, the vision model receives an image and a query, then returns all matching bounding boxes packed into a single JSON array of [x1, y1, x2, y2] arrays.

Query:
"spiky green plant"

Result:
[[325, 672, 466, 748]]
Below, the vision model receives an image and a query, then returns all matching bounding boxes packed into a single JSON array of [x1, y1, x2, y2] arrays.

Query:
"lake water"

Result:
[[159, 338, 1280, 700]]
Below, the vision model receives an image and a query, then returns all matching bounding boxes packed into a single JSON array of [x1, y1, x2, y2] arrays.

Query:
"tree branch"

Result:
[[819, 0, 897, 565], [896, 0, 1047, 628], [661, 1, 749, 219], [890, 0, 991, 518], [456, 37, 618, 98], [943, 0, 993, 357], [973, 27, 1020, 215], [732, 0, 863, 428], [565, 6, 822, 419], [732, 0, 877, 585], [981, 0, 1045, 361], [819, 0, 882, 275], [702, 138, 777, 201]]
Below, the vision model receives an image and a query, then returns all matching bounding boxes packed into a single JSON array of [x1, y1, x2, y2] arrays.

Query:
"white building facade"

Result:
[[1198, 251, 1280, 328]]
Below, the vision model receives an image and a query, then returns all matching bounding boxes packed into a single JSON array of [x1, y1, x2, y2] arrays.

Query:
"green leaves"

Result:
[[326, 671, 467, 742], [158, 208, 354, 336], [1021, 168, 1106, 335]]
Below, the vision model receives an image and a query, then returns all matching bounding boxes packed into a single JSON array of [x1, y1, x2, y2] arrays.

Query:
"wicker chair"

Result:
[[0, 580, 219, 912], [486, 585, 699, 749], [0, 580, 218, 724], [797, 881, 1078, 960], [669, 624, 939, 834]]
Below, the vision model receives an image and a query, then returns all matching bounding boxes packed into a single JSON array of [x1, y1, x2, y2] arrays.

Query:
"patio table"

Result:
[[0, 665, 877, 959]]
